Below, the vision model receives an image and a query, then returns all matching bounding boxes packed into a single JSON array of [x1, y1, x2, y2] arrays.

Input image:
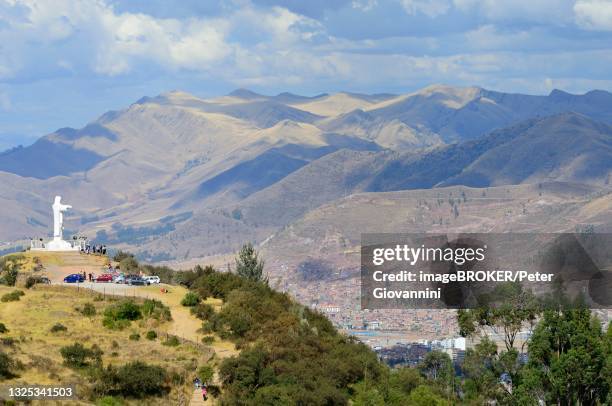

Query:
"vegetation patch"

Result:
[[60, 343, 103, 368], [180, 292, 200, 307], [50, 323, 68, 333], [1, 290, 24, 302]]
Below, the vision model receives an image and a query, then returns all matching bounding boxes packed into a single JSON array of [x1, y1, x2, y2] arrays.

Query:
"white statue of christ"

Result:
[[52, 195, 71, 240]]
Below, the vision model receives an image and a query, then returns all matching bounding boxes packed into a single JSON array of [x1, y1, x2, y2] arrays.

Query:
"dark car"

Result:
[[127, 276, 149, 286], [64, 273, 85, 283], [39, 277, 51, 284], [95, 273, 113, 283]]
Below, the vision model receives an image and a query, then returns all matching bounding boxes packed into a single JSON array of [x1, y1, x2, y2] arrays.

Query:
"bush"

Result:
[[0, 323, 8, 334], [80, 303, 97, 317], [1, 266, 19, 287], [103, 300, 142, 329], [128, 333, 140, 341], [1, 290, 24, 302], [202, 336, 215, 345], [162, 335, 180, 347], [145, 330, 157, 340], [60, 343, 102, 368], [181, 292, 200, 307], [119, 257, 139, 272], [198, 365, 214, 383], [96, 396, 124, 406], [25, 276, 37, 289], [1, 337, 15, 346], [50, 323, 68, 333], [112, 251, 134, 263], [102, 318, 130, 330], [142, 299, 172, 321], [191, 303, 215, 320], [0, 350, 16, 378], [94, 362, 168, 399]]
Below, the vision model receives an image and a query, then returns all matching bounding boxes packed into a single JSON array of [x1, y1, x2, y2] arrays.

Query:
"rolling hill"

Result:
[[0, 85, 609, 265]]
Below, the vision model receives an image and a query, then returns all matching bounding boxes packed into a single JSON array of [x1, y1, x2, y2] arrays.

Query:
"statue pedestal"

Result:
[[45, 237, 79, 252]]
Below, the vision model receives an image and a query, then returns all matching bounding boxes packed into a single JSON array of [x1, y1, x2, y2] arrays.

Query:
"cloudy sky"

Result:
[[1, 0, 612, 149]]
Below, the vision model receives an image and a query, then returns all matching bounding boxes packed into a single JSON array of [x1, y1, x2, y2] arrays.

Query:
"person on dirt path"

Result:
[[202, 384, 207, 401], [193, 377, 201, 389]]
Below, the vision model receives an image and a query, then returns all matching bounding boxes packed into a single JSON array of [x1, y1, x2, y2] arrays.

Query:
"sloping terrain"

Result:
[[0, 85, 610, 264]]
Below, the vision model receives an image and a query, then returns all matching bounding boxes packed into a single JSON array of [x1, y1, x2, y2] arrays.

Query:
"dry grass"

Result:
[[0, 284, 224, 404]]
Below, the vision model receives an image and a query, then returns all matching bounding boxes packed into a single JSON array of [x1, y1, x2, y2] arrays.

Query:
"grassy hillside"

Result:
[[0, 252, 239, 405]]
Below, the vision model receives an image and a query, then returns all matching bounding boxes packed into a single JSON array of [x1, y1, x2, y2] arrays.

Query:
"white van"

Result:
[[143, 275, 161, 284]]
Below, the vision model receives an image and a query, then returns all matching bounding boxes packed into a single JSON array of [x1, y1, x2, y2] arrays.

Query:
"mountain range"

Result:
[[0, 84, 610, 269]]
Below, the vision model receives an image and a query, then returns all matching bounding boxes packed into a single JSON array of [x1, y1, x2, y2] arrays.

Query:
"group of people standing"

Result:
[[82, 242, 107, 255]]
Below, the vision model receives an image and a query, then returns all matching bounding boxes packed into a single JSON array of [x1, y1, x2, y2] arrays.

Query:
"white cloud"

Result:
[[352, 0, 378, 12], [400, 0, 451, 17], [453, 0, 575, 24], [574, 0, 612, 30]]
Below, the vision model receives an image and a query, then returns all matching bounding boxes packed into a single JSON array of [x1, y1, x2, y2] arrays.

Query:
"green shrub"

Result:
[[128, 333, 140, 341], [50, 323, 68, 333], [198, 365, 214, 383], [94, 362, 167, 399], [145, 330, 157, 340], [180, 292, 200, 307], [80, 303, 97, 317], [102, 318, 130, 330], [142, 299, 172, 321], [96, 396, 124, 406], [1, 266, 18, 286], [1, 290, 24, 302], [103, 300, 141, 329], [0, 323, 8, 334], [116, 362, 167, 397], [60, 343, 102, 368], [202, 336, 215, 345], [191, 303, 215, 320], [162, 335, 180, 347], [105, 300, 142, 321]]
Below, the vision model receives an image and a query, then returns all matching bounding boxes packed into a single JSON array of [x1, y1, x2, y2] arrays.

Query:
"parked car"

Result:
[[64, 273, 84, 283], [95, 273, 113, 283], [39, 277, 51, 284], [143, 276, 160, 284], [125, 274, 140, 282], [113, 274, 125, 284], [127, 276, 149, 286]]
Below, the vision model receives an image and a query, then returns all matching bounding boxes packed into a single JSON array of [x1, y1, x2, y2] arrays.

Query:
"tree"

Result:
[[119, 256, 139, 272], [351, 381, 385, 406], [458, 282, 539, 352], [235, 243, 266, 283], [418, 351, 454, 397], [406, 385, 446, 405], [419, 351, 452, 382], [515, 306, 609, 405]]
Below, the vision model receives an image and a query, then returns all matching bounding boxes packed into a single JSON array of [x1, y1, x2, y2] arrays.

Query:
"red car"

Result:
[[95, 273, 113, 283]]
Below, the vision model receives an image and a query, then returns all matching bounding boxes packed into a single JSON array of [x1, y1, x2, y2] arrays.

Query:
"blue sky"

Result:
[[1, 0, 612, 150]]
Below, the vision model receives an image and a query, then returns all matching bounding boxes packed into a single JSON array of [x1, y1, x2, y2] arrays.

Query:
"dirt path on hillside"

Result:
[[36, 252, 235, 404], [58, 282, 235, 405]]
